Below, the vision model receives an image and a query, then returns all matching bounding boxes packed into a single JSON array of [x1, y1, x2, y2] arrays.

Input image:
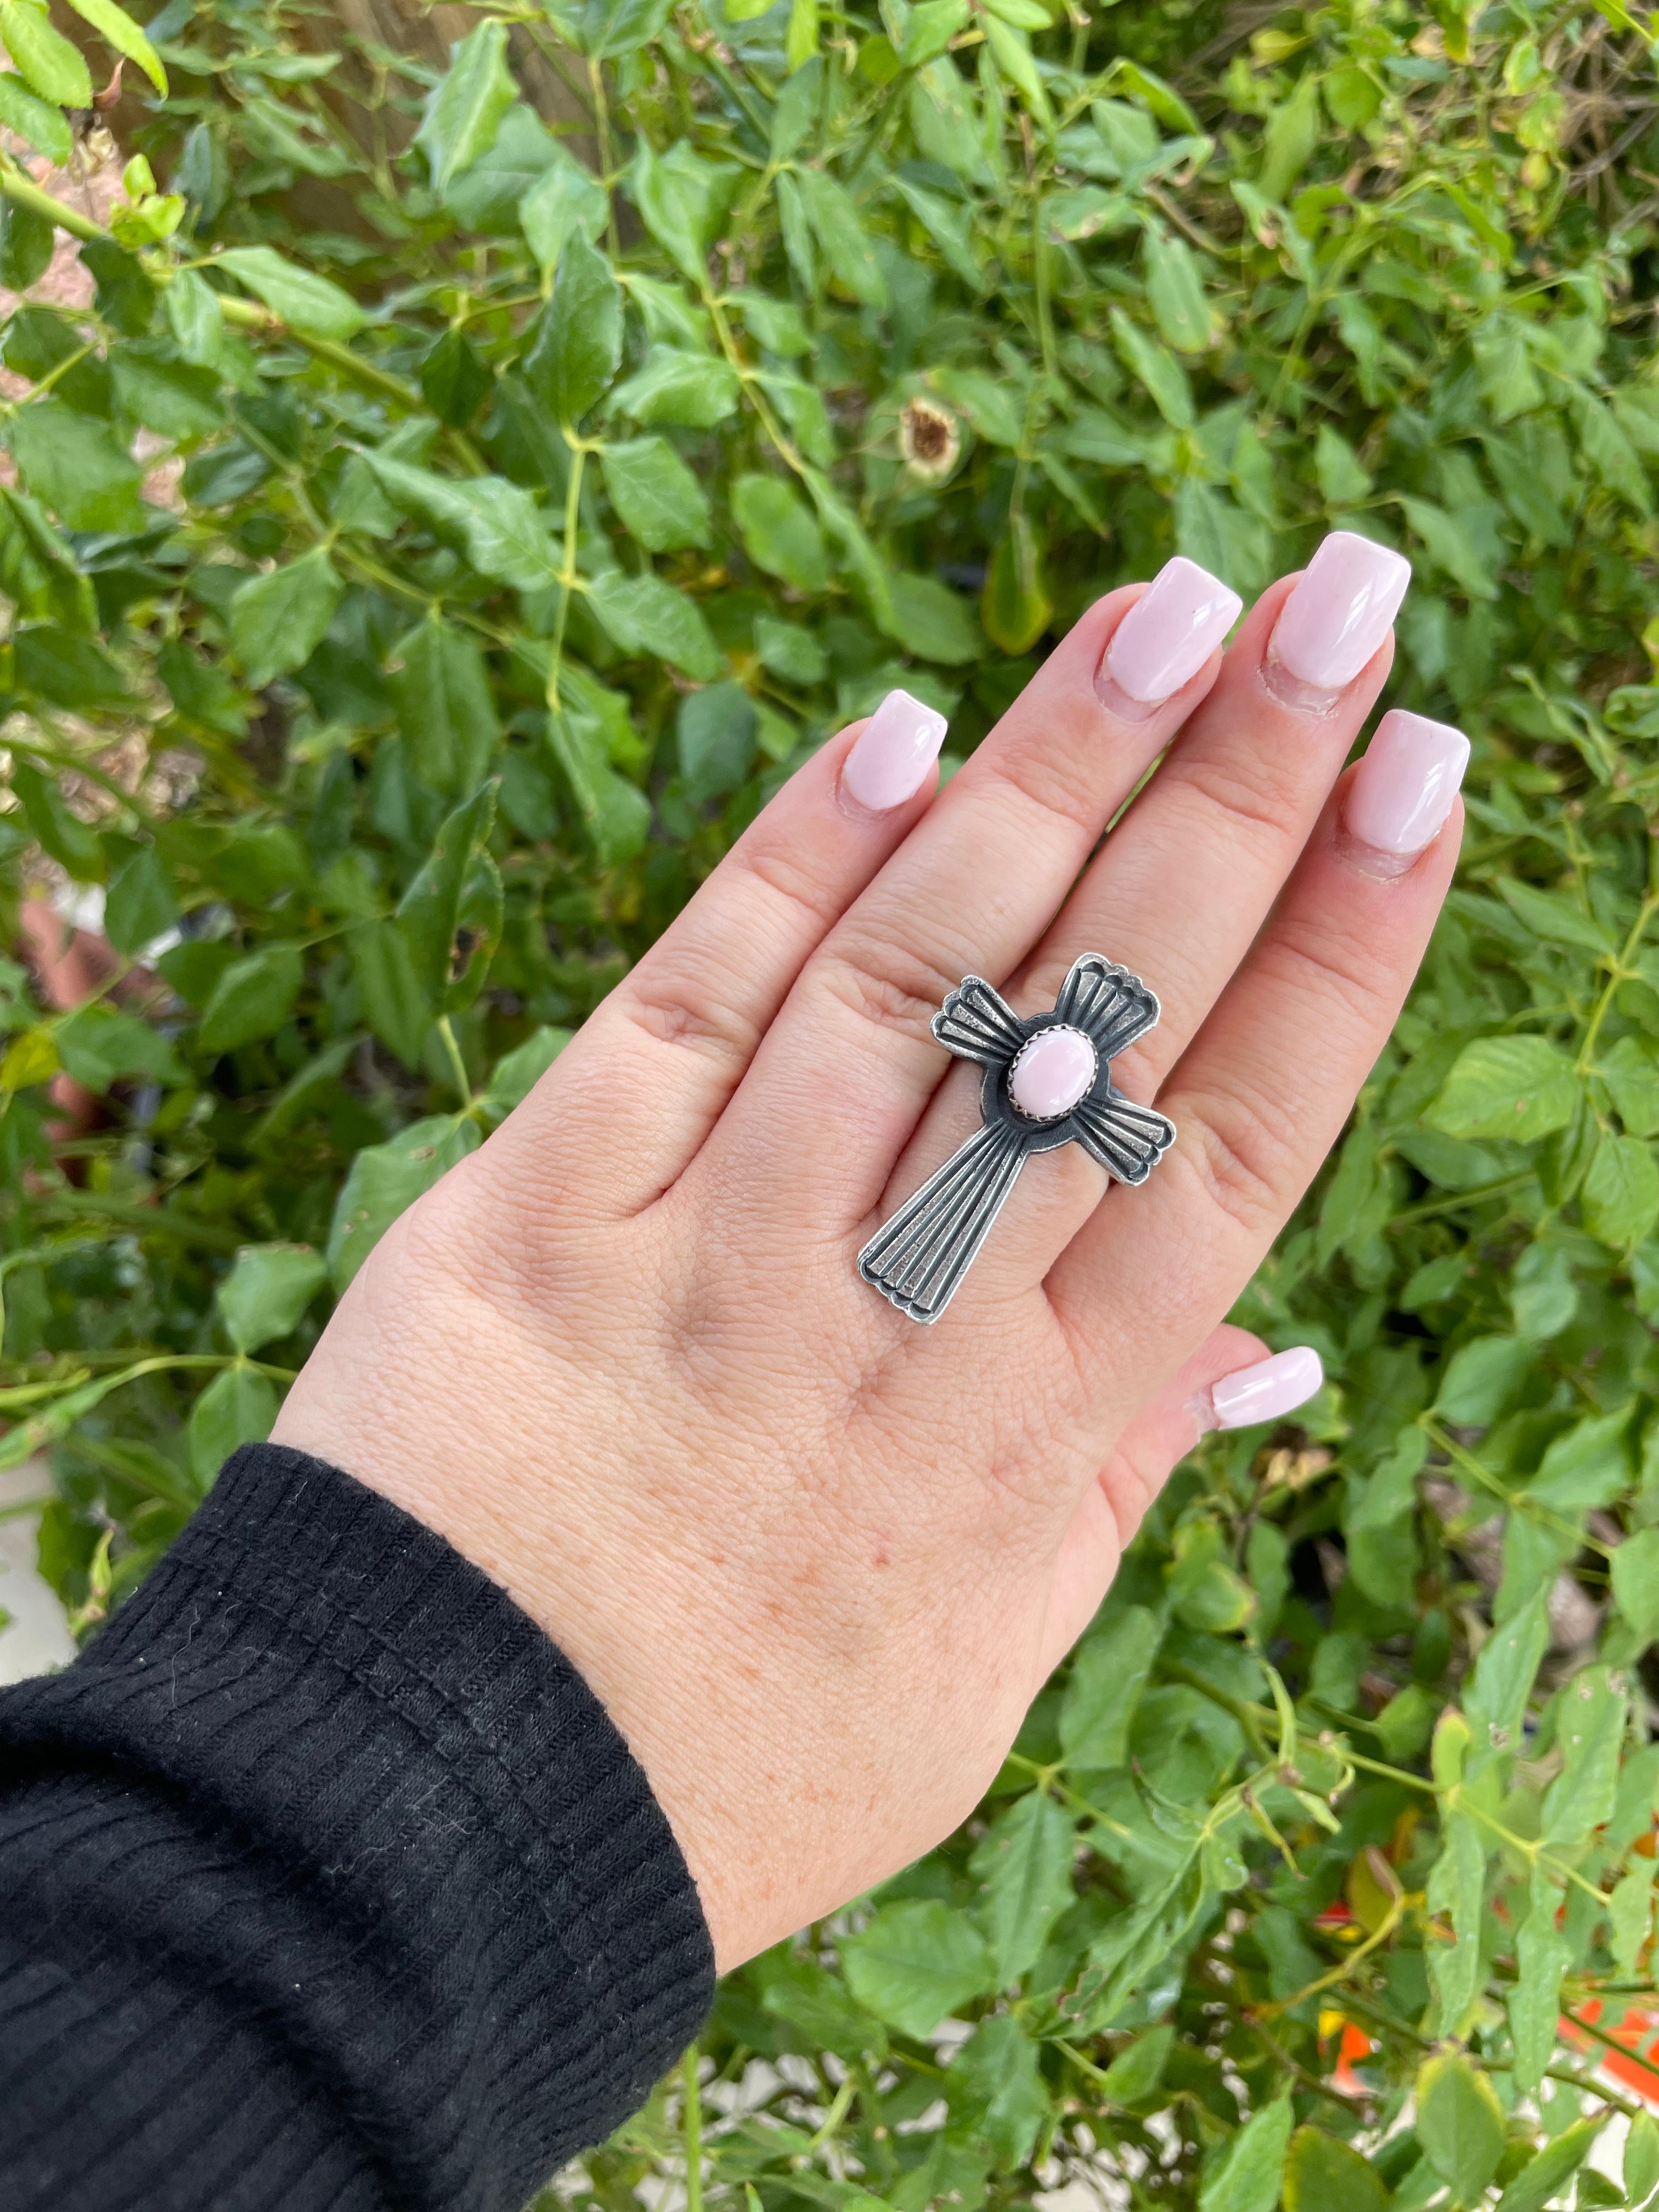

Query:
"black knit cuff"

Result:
[[0, 1441, 715, 2212]]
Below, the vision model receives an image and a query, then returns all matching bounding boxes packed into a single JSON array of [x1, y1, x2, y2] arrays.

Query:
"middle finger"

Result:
[[850, 529, 1412, 1310]]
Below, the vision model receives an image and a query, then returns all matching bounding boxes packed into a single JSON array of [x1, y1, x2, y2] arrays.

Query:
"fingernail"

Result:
[[841, 689, 950, 812], [1098, 556, 1243, 710], [1266, 532, 1412, 704], [1207, 1346, 1324, 1430], [1345, 708, 1470, 862]]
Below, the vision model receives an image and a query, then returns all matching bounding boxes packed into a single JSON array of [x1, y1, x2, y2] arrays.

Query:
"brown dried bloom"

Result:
[[899, 396, 960, 484]]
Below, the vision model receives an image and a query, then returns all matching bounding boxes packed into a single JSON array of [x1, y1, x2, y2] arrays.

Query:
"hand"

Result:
[[273, 535, 1466, 1972]]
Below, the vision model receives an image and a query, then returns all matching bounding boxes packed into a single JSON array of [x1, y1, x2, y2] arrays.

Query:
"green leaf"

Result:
[[755, 614, 825, 686], [1199, 2095, 1293, 2212], [794, 168, 888, 308], [188, 1364, 276, 1488], [0, 1, 90, 104], [366, 454, 560, 591], [1614, 1526, 1659, 1642], [396, 783, 498, 1006], [9, 757, 103, 880], [731, 471, 830, 592], [216, 1243, 328, 1354], [982, 512, 1052, 654], [586, 571, 724, 680], [1493, 2123, 1599, 2212], [521, 156, 609, 278], [1143, 226, 1212, 353], [1284, 2129, 1387, 2212], [1110, 307, 1194, 428], [414, 19, 516, 195], [758, 1949, 887, 2062], [63, 0, 167, 93], [1097, 2023, 1175, 2104], [481, 1025, 571, 1122], [932, 365, 1023, 449], [629, 139, 737, 284], [948, 2015, 1047, 2170], [1498, 877, 1615, 955], [523, 234, 621, 426], [16, 625, 132, 713], [1059, 1606, 1160, 1769], [103, 847, 179, 958], [1464, 1586, 1549, 1759], [611, 347, 741, 428], [1427, 1034, 1580, 1143], [970, 1790, 1075, 1984], [351, 920, 433, 1069], [327, 1113, 482, 1293], [1434, 1333, 1532, 1425], [9, 399, 144, 532], [216, 247, 366, 341], [1582, 1133, 1659, 1250], [1510, 1866, 1572, 2093], [1610, 1857, 1656, 1980], [1259, 73, 1320, 201], [1627, 2112, 1659, 2210], [840, 1899, 996, 2038], [228, 548, 343, 690], [678, 680, 757, 802], [1425, 1805, 1484, 2028], [1417, 2055, 1506, 2204], [197, 946, 304, 1057], [0, 195, 52, 290], [0, 69, 70, 162], [388, 617, 500, 795], [419, 327, 489, 428], [601, 437, 711, 552], [1600, 1035, 1659, 1137], [56, 1005, 183, 1091]]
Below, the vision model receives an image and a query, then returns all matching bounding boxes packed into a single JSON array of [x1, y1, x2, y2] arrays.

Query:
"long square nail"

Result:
[[1346, 708, 1469, 858], [841, 689, 949, 812], [1099, 556, 1243, 709], [1206, 1345, 1323, 1430], [1268, 531, 1411, 700]]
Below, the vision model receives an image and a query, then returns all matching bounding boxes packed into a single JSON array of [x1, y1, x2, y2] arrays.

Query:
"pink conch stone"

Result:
[[1009, 1026, 1097, 1121]]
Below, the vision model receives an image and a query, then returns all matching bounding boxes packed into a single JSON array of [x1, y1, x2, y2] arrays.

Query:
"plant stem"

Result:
[[681, 2046, 704, 2212], [435, 1017, 472, 1106]]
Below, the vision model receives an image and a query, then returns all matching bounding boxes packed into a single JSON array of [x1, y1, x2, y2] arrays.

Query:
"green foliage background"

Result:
[[2, 0, 1659, 2204]]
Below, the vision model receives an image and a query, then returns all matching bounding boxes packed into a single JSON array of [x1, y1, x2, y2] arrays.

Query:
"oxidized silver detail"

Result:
[[857, 953, 1176, 1324]]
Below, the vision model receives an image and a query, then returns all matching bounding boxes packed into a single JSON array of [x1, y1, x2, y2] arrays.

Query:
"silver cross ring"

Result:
[[857, 953, 1176, 1325]]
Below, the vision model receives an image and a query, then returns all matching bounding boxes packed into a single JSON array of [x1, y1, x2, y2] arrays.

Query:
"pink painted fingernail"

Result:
[[1099, 556, 1243, 707], [841, 689, 949, 812], [1267, 532, 1412, 702], [1346, 708, 1469, 859], [1207, 1346, 1324, 1430]]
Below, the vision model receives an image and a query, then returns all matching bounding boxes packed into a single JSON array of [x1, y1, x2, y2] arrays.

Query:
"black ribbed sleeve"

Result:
[[0, 1441, 715, 2212]]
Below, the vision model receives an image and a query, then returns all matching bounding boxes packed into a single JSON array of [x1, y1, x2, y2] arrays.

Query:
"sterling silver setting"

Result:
[[857, 953, 1176, 1325]]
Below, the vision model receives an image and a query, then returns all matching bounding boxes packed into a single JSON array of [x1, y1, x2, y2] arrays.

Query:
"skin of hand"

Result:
[[274, 551, 1462, 1973]]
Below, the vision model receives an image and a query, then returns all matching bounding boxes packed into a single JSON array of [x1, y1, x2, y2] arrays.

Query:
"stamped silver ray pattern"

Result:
[[857, 954, 1177, 1324]]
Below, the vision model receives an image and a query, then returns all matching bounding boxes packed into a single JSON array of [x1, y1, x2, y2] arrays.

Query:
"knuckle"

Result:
[[1167, 751, 1299, 845], [734, 836, 847, 936], [1175, 1076, 1292, 1237], [615, 976, 762, 1066], [1259, 924, 1393, 1039], [817, 932, 969, 1042], [979, 730, 1107, 844]]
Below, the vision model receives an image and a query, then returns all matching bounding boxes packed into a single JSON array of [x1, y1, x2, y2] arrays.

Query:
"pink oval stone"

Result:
[[1009, 1026, 1097, 1121]]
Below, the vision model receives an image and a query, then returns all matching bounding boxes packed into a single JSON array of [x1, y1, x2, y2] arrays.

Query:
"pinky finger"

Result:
[[1037, 1324, 1323, 1673]]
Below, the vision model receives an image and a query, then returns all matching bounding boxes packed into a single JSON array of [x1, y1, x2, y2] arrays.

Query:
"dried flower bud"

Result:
[[899, 396, 960, 484]]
